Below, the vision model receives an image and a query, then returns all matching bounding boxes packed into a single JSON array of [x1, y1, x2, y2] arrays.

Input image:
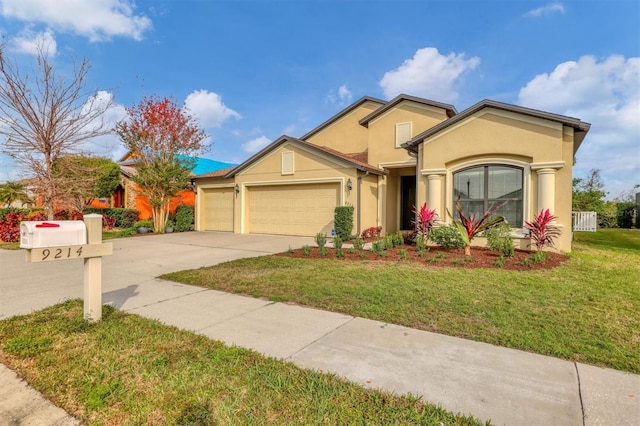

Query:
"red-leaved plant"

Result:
[[448, 200, 506, 256], [361, 226, 382, 239], [412, 203, 437, 238], [525, 209, 561, 251]]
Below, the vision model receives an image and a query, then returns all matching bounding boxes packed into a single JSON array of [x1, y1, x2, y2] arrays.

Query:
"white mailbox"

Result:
[[20, 221, 87, 249]]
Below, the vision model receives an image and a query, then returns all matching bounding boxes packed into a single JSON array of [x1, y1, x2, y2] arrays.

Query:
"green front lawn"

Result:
[[573, 228, 640, 251], [0, 301, 485, 425], [163, 230, 640, 374]]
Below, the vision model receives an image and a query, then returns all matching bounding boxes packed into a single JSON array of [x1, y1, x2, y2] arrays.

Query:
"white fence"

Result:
[[572, 211, 597, 232]]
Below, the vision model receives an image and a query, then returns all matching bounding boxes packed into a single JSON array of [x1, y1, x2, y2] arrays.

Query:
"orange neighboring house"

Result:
[[90, 153, 236, 220]]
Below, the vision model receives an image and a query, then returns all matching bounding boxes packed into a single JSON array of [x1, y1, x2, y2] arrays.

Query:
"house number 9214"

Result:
[[41, 246, 83, 261]]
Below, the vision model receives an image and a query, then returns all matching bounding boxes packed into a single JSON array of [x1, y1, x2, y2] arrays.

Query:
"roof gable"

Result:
[[197, 135, 386, 179], [359, 94, 457, 128], [300, 96, 385, 140], [404, 99, 591, 154]]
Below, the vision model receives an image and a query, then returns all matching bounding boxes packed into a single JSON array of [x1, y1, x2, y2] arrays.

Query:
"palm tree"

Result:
[[0, 181, 33, 207]]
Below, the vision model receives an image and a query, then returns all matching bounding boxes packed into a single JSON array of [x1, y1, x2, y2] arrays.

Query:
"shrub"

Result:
[[0, 207, 32, 220], [334, 206, 354, 240], [314, 232, 327, 248], [27, 211, 47, 221], [302, 245, 311, 256], [370, 239, 385, 254], [332, 235, 343, 250], [531, 251, 548, 263], [102, 216, 117, 230], [133, 219, 153, 230], [616, 202, 636, 229], [319, 246, 328, 257], [0, 211, 26, 242], [361, 226, 382, 239], [399, 248, 408, 261], [333, 236, 344, 257], [485, 222, 515, 257], [429, 225, 465, 249], [352, 236, 365, 251], [174, 205, 194, 232], [525, 209, 561, 251], [494, 255, 506, 268], [392, 231, 404, 247], [82, 208, 140, 228]]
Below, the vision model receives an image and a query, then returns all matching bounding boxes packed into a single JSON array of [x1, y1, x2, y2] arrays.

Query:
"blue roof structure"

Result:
[[120, 154, 236, 176], [188, 157, 237, 175]]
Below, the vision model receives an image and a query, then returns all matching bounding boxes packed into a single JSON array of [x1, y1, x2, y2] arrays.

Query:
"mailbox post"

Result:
[[83, 214, 103, 322], [21, 213, 112, 322]]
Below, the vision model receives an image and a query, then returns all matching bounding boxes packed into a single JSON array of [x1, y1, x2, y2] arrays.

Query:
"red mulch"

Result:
[[276, 244, 568, 271]]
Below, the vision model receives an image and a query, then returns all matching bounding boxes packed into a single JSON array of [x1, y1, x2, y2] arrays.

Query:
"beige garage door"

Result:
[[248, 183, 339, 236], [202, 188, 234, 231]]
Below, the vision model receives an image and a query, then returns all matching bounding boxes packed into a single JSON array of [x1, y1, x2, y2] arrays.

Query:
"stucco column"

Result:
[[421, 169, 446, 221], [427, 175, 442, 214], [536, 168, 556, 213]]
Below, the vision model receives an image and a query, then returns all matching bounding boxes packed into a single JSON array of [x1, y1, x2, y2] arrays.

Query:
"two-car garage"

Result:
[[194, 136, 384, 238], [199, 182, 340, 237]]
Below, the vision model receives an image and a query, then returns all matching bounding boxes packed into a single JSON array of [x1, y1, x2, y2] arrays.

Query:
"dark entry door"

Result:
[[400, 175, 416, 230]]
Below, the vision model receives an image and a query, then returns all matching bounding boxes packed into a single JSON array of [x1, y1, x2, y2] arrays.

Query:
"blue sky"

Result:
[[0, 0, 638, 198]]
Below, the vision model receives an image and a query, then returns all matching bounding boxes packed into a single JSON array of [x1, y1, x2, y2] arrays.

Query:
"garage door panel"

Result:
[[248, 184, 339, 236], [202, 188, 234, 231]]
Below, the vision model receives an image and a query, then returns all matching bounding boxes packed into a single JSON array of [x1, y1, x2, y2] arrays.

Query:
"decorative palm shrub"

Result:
[[412, 203, 437, 239], [525, 209, 561, 251], [449, 200, 506, 256]]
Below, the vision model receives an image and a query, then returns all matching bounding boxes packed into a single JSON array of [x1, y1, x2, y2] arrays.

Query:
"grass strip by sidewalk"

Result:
[[0, 300, 487, 426], [162, 235, 640, 374]]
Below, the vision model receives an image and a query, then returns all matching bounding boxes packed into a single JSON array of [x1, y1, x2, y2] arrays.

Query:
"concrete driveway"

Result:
[[0, 231, 313, 320]]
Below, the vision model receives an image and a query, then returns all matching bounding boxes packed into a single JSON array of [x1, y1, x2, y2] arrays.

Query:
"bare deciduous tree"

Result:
[[0, 44, 112, 219]]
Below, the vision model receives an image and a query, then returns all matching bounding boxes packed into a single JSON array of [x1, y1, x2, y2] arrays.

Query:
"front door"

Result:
[[400, 175, 416, 230]]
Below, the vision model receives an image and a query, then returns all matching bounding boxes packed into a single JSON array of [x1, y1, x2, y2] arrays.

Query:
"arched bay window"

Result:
[[453, 165, 523, 227]]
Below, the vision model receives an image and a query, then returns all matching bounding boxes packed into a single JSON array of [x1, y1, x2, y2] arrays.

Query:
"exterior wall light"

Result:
[[346, 179, 352, 191], [235, 183, 240, 194]]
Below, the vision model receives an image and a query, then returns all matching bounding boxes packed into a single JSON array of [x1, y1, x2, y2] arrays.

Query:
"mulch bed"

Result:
[[276, 245, 568, 271]]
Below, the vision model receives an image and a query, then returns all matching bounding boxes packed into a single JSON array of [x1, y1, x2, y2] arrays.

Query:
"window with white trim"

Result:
[[395, 122, 412, 148], [453, 165, 523, 227], [281, 151, 294, 175]]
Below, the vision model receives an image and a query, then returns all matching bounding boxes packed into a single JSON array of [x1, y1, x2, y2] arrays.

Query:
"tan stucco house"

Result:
[[193, 94, 590, 252]]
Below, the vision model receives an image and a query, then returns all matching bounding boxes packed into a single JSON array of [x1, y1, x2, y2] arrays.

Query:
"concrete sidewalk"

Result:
[[1, 232, 638, 425]]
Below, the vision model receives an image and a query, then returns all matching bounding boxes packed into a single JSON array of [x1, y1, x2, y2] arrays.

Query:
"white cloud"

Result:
[[241, 135, 271, 154], [80, 91, 129, 161], [379, 47, 480, 102], [9, 30, 57, 56], [0, 0, 151, 42], [518, 54, 640, 197], [326, 84, 353, 105], [183, 90, 241, 129], [524, 3, 565, 18]]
